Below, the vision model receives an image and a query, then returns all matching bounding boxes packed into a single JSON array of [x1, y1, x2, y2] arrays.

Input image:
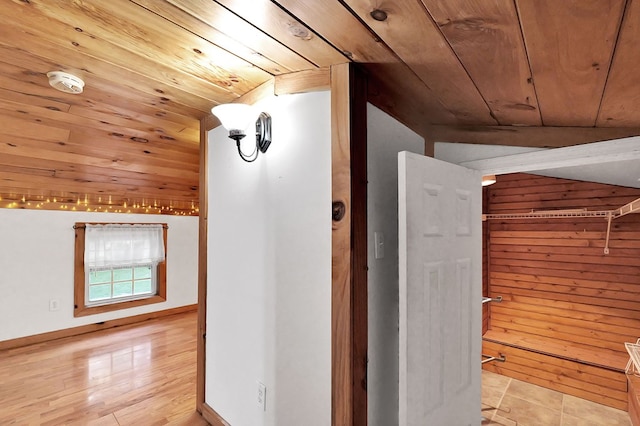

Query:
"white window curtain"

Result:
[[84, 224, 165, 270]]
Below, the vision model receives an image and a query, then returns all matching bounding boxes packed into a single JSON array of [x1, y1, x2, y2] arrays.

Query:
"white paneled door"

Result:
[[398, 151, 482, 426]]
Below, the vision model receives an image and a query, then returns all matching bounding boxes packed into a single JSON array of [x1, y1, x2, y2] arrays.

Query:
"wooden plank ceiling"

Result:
[[1, 0, 639, 215]]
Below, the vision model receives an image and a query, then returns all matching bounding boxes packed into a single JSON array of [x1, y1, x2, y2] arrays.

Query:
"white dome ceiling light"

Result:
[[46, 71, 85, 94]]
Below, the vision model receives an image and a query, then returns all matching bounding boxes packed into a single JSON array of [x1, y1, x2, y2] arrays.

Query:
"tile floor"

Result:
[[482, 370, 632, 426]]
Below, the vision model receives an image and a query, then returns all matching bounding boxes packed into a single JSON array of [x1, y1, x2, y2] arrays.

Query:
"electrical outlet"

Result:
[[257, 382, 266, 411], [49, 299, 60, 312]]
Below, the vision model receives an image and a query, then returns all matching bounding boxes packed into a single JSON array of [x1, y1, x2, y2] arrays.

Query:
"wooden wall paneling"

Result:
[[429, 125, 640, 148], [598, 0, 640, 127], [216, 0, 348, 67], [274, 0, 458, 127], [133, 0, 314, 75], [423, 0, 540, 125], [484, 173, 640, 409], [482, 340, 628, 410], [343, 0, 496, 125], [516, 0, 625, 126], [331, 63, 368, 426]]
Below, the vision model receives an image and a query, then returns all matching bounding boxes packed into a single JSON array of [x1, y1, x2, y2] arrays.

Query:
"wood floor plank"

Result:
[[0, 312, 205, 426]]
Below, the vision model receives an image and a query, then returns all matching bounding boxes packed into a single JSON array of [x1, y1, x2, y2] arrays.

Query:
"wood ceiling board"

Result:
[[274, 0, 398, 64], [215, 0, 348, 67], [0, 8, 239, 114], [0, 154, 197, 190], [0, 115, 69, 142], [430, 125, 640, 148], [1, 134, 199, 179], [597, 0, 640, 127], [272, 1, 461, 125], [151, 0, 316, 73], [516, 0, 625, 126], [0, 171, 197, 201], [67, 106, 199, 143], [0, 141, 199, 182], [423, 0, 541, 126], [22, 0, 272, 98], [0, 99, 199, 151], [0, 87, 71, 113], [0, 34, 211, 120], [50, 169, 198, 193], [0, 44, 200, 140], [343, 0, 496, 125], [366, 63, 458, 135]]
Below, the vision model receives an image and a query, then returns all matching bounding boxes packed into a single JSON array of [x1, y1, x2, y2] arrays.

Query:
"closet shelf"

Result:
[[482, 197, 640, 255]]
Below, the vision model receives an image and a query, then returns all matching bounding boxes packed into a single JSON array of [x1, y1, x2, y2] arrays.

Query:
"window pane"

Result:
[[114, 282, 133, 298], [113, 268, 133, 281], [134, 266, 152, 279], [134, 279, 152, 295], [89, 270, 111, 284], [89, 284, 112, 301]]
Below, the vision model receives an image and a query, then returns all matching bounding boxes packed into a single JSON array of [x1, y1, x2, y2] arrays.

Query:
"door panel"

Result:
[[399, 151, 482, 426]]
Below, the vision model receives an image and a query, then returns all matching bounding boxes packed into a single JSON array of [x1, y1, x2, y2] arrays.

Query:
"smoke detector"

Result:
[[46, 71, 85, 94]]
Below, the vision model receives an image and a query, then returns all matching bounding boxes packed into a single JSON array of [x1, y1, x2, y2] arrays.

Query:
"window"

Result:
[[74, 223, 167, 317]]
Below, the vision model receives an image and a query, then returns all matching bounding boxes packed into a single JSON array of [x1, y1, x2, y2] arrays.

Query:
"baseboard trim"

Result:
[[0, 304, 197, 351], [201, 403, 231, 426]]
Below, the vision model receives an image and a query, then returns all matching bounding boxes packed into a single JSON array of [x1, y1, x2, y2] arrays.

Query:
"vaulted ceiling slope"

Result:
[[1, 0, 640, 214]]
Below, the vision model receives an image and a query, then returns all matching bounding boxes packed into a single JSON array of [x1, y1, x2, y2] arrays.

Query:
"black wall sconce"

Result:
[[211, 103, 272, 163]]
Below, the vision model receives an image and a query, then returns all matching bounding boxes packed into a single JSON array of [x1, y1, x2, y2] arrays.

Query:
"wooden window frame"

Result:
[[74, 222, 168, 317]]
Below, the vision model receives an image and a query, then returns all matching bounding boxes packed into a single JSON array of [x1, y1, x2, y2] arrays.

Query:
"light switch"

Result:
[[374, 232, 385, 259]]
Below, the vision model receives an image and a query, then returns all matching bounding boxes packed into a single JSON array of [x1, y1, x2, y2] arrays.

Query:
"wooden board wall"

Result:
[[482, 173, 640, 410]]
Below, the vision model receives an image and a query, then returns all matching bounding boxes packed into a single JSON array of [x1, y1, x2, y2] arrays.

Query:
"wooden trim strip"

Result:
[[196, 118, 208, 412], [201, 402, 231, 426], [0, 304, 197, 351], [331, 62, 368, 426]]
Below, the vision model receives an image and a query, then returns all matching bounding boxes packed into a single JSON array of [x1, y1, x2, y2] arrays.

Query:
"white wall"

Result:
[[367, 104, 424, 426], [0, 209, 198, 341], [206, 91, 331, 426]]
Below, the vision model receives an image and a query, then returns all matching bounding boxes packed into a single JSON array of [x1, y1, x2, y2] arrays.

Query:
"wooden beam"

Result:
[[274, 67, 331, 95], [460, 137, 640, 175], [429, 125, 640, 147], [196, 118, 208, 414], [331, 62, 368, 426]]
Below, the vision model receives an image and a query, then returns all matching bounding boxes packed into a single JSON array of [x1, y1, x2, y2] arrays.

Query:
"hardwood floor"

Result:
[[0, 311, 208, 425]]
